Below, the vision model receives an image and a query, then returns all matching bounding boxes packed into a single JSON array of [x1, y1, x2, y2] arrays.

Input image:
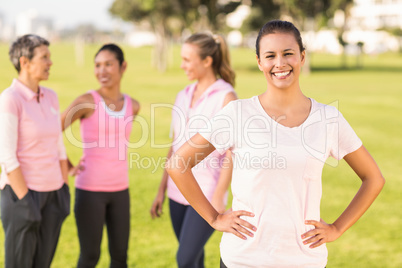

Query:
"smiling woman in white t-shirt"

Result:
[[166, 20, 385, 268]]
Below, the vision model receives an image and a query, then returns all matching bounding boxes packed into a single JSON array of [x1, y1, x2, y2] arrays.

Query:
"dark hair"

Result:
[[95, 43, 125, 66], [256, 20, 305, 58], [185, 33, 236, 87], [9, 34, 50, 73]]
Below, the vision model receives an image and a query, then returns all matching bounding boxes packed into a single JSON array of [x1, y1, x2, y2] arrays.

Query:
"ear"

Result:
[[300, 50, 306, 66], [19, 56, 30, 71], [120, 61, 127, 73], [203, 56, 213, 68], [256, 55, 263, 72]]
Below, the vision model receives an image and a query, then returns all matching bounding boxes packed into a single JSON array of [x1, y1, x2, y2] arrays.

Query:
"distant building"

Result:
[[344, 0, 402, 53], [302, 0, 402, 54], [350, 0, 402, 30], [15, 9, 54, 39]]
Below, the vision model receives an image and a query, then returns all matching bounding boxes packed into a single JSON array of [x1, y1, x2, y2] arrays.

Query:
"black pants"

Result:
[[1, 184, 70, 268], [75, 188, 130, 268], [169, 199, 215, 268]]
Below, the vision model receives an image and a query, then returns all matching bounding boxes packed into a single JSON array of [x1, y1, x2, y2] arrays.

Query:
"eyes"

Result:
[[265, 52, 294, 59], [95, 62, 114, 68]]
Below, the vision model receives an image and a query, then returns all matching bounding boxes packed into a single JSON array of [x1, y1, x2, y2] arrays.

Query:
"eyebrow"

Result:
[[263, 48, 294, 54]]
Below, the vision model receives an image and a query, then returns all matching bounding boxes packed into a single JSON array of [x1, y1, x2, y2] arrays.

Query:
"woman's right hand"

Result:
[[68, 159, 85, 176], [150, 191, 165, 219], [211, 210, 257, 240]]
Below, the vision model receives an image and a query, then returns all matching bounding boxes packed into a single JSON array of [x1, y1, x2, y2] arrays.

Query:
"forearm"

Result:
[[213, 151, 233, 200], [7, 167, 28, 199], [333, 175, 384, 234], [60, 159, 69, 185], [168, 166, 219, 225]]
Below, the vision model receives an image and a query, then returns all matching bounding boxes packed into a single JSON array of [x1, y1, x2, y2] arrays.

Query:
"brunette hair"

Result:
[[256, 20, 305, 58], [95, 43, 125, 66], [185, 33, 236, 87]]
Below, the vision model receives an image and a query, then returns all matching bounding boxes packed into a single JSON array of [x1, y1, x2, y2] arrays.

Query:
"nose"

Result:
[[180, 61, 185, 70], [275, 55, 286, 68]]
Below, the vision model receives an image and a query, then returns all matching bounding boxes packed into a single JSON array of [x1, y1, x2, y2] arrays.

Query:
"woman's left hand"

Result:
[[301, 219, 342, 248]]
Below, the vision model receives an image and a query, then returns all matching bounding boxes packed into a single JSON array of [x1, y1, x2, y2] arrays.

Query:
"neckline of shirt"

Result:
[[13, 79, 45, 101], [253, 95, 315, 130], [187, 79, 227, 109], [98, 94, 127, 117]]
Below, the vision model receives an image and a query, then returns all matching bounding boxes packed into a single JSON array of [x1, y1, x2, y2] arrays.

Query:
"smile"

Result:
[[272, 71, 291, 78]]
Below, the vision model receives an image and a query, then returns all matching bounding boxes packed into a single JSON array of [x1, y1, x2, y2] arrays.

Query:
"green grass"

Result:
[[0, 42, 401, 267]]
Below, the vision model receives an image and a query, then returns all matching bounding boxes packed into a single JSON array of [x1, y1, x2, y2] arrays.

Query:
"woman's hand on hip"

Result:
[[211, 210, 256, 240]]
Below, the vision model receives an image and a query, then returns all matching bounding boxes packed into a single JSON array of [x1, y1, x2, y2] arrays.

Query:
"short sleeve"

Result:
[[329, 111, 362, 160], [199, 100, 237, 155], [0, 91, 20, 172]]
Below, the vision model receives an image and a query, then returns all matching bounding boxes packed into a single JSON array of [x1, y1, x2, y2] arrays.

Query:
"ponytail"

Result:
[[212, 34, 236, 87], [185, 33, 236, 87]]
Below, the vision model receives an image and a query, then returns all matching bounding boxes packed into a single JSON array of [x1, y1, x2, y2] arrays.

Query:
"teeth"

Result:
[[274, 71, 290, 77]]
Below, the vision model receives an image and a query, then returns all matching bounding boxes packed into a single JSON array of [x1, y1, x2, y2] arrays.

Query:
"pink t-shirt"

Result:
[[0, 79, 66, 191], [167, 79, 235, 205], [75, 90, 133, 192], [200, 96, 363, 268]]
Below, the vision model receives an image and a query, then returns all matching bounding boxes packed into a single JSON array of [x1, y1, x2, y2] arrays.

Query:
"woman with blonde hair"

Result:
[[150, 32, 237, 267]]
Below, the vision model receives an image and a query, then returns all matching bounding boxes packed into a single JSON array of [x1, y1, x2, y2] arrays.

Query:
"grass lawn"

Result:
[[0, 42, 401, 267]]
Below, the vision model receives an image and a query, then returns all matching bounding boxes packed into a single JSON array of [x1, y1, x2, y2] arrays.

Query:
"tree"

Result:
[[109, 0, 241, 72]]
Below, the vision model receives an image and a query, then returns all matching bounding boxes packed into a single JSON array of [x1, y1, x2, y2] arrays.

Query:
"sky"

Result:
[[0, 0, 129, 31]]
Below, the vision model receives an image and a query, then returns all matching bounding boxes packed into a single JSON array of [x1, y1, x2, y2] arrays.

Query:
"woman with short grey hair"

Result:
[[0, 34, 70, 268]]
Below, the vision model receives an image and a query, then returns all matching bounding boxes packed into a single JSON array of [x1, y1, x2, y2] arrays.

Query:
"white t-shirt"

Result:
[[199, 96, 362, 268]]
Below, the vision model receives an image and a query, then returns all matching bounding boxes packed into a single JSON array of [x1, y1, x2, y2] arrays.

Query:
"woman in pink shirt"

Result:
[[150, 33, 237, 267], [61, 44, 140, 268], [0, 34, 70, 268], [166, 20, 385, 268]]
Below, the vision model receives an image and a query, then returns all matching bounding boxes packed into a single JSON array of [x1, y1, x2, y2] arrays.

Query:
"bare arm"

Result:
[[131, 97, 140, 117], [210, 91, 237, 212], [211, 151, 233, 213], [150, 146, 173, 219], [167, 133, 256, 240], [60, 159, 69, 185], [61, 93, 94, 131], [302, 145, 385, 248], [60, 93, 94, 174]]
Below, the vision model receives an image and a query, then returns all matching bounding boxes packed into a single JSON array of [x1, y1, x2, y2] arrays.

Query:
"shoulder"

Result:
[[76, 92, 95, 105], [0, 87, 19, 102], [222, 91, 238, 106], [177, 84, 193, 98], [173, 84, 192, 106], [62, 92, 95, 118], [311, 99, 341, 121], [0, 87, 21, 112], [130, 97, 140, 116]]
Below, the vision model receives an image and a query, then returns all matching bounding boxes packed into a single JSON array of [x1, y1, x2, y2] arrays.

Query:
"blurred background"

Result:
[[1, 0, 402, 72], [0, 0, 401, 267]]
